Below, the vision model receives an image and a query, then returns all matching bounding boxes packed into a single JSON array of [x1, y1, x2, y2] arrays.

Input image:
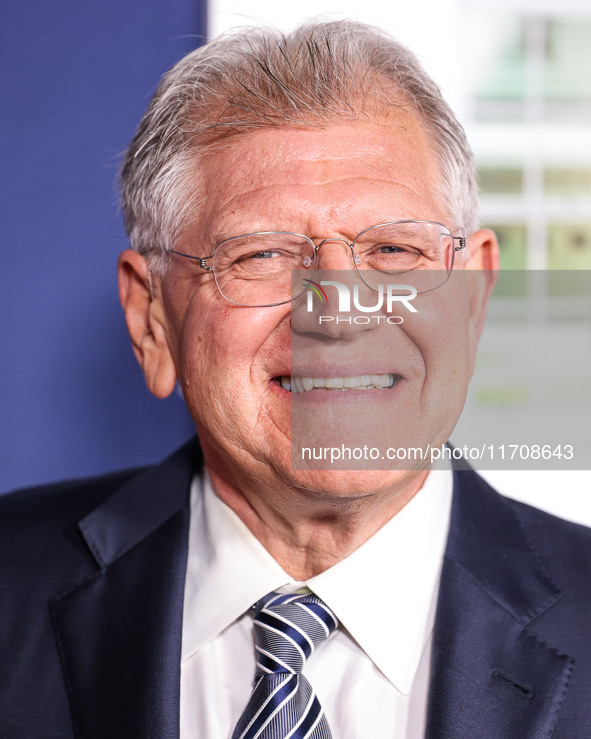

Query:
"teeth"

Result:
[[279, 373, 397, 393]]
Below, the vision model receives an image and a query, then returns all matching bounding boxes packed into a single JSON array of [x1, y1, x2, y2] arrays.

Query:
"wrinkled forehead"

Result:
[[197, 102, 436, 168], [165, 106, 452, 256], [193, 115, 443, 215]]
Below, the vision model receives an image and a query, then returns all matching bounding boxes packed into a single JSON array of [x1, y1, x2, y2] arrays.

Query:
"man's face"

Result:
[[124, 112, 496, 497]]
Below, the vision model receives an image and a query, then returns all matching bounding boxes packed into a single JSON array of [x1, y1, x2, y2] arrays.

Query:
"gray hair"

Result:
[[120, 20, 479, 272]]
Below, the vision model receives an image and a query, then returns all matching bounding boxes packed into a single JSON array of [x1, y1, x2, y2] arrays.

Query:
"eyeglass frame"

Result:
[[167, 219, 467, 307]]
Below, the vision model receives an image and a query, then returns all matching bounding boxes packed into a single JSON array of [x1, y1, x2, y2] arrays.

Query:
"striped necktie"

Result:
[[232, 591, 338, 739]]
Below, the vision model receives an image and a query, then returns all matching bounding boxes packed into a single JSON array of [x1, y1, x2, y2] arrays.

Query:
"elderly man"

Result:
[[1, 19, 591, 739]]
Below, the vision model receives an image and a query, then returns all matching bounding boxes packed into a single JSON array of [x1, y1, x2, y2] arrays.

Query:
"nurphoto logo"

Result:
[[305, 279, 417, 325]]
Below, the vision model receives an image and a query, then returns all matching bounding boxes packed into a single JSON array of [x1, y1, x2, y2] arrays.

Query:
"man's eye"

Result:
[[234, 250, 283, 262], [248, 251, 279, 259], [375, 243, 417, 254], [229, 249, 296, 274], [362, 242, 424, 272]]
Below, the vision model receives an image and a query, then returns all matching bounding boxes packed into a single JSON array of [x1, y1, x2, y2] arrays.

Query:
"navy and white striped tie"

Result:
[[232, 591, 338, 739]]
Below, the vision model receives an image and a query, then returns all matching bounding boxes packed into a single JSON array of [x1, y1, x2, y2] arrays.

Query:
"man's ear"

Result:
[[463, 228, 499, 371], [117, 249, 177, 399]]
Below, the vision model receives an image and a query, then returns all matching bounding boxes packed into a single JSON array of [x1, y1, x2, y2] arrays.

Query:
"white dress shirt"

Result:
[[180, 469, 452, 738]]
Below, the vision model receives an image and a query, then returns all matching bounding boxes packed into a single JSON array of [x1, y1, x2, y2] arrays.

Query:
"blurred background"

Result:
[[2, 0, 590, 521]]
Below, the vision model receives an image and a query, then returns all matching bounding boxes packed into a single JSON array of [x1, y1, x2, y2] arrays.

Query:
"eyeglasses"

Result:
[[169, 219, 466, 307]]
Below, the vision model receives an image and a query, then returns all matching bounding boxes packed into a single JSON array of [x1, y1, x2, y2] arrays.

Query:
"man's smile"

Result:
[[278, 372, 401, 392]]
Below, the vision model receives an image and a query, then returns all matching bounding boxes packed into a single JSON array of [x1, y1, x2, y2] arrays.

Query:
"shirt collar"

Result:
[[306, 468, 452, 694], [182, 468, 452, 695], [181, 470, 292, 662]]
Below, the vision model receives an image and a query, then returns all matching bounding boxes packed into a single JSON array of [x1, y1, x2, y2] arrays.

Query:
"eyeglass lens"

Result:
[[212, 222, 456, 306]]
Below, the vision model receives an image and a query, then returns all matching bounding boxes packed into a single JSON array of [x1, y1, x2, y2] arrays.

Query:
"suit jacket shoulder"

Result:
[[427, 468, 591, 739], [0, 467, 142, 570], [505, 491, 591, 581], [449, 467, 591, 598], [0, 441, 198, 738]]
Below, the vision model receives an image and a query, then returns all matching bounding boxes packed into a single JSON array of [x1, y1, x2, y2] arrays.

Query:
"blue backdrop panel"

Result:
[[0, 0, 206, 493]]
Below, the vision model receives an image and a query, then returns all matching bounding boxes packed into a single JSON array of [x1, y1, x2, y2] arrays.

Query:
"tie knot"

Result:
[[252, 592, 338, 676]]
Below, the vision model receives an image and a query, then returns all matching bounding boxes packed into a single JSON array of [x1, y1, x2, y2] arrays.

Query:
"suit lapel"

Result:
[[426, 470, 574, 739], [50, 440, 200, 739]]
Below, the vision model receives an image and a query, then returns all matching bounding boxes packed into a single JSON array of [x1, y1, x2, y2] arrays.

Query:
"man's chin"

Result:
[[277, 466, 427, 502]]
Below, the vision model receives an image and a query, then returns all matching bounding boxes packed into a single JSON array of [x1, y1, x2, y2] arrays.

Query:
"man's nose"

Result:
[[314, 239, 357, 271], [291, 268, 378, 341]]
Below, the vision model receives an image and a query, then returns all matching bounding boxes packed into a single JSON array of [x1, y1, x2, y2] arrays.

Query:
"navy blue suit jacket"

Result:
[[1, 438, 591, 737]]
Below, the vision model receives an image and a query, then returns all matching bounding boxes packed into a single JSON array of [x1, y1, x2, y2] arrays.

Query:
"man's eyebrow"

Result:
[[208, 226, 280, 244], [367, 224, 417, 237], [207, 230, 238, 246]]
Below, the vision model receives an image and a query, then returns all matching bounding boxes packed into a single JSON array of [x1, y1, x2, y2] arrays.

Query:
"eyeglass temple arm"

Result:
[[168, 249, 214, 271], [454, 237, 467, 252]]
